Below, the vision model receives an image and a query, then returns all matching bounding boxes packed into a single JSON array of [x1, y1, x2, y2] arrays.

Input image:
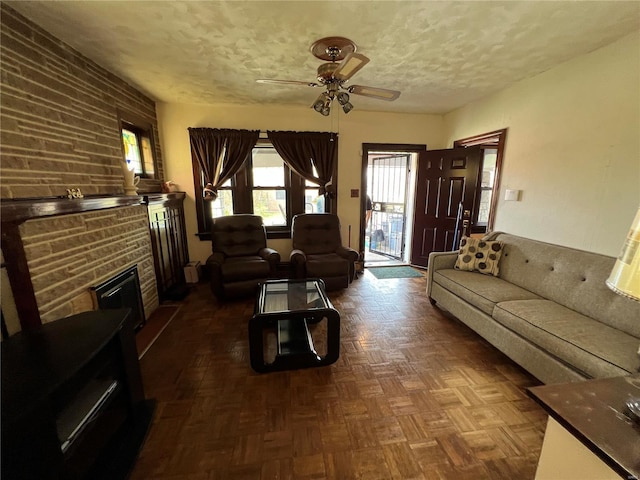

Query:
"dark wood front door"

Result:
[[410, 146, 482, 268]]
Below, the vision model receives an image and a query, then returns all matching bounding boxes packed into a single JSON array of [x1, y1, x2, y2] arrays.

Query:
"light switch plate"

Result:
[[351, 189, 359, 198], [505, 189, 521, 201]]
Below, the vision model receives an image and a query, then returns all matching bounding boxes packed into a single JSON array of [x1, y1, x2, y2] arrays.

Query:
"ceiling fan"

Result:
[[256, 36, 401, 116]]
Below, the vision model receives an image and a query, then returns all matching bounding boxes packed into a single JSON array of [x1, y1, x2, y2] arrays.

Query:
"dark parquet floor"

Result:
[[130, 269, 547, 480]]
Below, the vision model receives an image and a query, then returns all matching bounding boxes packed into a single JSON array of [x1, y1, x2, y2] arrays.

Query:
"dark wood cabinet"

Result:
[[144, 193, 190, 301], [1, 309, 153, 480]]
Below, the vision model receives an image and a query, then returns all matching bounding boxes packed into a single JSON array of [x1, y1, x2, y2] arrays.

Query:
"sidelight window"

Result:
[[453, 128, 507, 234], [477, 148, 497, 227]]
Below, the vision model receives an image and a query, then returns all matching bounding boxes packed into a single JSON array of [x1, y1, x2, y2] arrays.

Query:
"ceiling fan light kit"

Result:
[[313, 92, 332, 116], [336, 92, 353, 114], [256, 36, 400, 116]]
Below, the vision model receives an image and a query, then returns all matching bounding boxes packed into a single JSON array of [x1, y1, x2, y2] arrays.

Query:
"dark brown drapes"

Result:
[[188, 128, 259, 199], [267, 131, 338, 195]]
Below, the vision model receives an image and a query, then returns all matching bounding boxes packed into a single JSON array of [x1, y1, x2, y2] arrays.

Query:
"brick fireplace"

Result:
[[1, 198, 163, 333], [20, 205, 158, 324], [0, 6, 181, 333]]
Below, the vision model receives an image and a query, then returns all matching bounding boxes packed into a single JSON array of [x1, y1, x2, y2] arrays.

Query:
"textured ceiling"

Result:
[[7, 1, 640, 114]]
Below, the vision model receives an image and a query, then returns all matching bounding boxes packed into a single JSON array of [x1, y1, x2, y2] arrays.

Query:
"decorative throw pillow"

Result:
[[454, 236, 504, 276]]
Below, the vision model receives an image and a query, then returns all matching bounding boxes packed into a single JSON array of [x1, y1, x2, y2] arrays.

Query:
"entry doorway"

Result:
[[360, 143, 426, 266], [360, 132, 506, 269], [367, 153, 410, 263], [408, 128, 507, 267], [409, 146, 483, 268]]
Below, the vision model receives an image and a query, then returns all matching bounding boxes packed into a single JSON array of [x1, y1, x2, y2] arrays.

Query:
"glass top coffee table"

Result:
[[249, 279, 340, 373]]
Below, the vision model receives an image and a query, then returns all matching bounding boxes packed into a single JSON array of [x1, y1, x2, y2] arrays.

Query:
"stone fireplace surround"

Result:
[[1, 195, 160, 333]]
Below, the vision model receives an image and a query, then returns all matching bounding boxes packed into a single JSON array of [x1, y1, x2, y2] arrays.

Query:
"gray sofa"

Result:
[[427, 232, 640, 385]]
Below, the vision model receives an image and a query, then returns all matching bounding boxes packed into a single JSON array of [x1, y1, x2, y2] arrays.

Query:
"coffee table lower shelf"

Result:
[[249, 314, 340, 373], [249, 279, 340, 373]]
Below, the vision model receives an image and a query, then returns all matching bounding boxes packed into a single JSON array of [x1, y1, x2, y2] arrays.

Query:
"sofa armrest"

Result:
[[426, 250, 459, 299], [289, 249, 307, 279], [259, 247, 281, 273], [336, 246, 359, 282], [207, 252, 226, 266], [206, 253, 226, 298], [336, 245, 359, 262], [429, 250, 458, 270]]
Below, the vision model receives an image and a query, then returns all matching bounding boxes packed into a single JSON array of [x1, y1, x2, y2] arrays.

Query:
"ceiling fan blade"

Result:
[[333, 53, 370, 81], [348, 85, 401, 101], [256, 79, 320, 87]]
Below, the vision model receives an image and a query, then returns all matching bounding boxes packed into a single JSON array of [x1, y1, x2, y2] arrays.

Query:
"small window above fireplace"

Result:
[[118, 110, 158, 180]]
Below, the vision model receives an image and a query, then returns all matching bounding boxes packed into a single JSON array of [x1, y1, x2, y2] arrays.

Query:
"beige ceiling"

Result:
[[7, 1, 640, 114]]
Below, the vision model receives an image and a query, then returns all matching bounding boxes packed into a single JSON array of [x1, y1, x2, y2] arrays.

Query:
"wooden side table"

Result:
[[528, 375, 640, 480]]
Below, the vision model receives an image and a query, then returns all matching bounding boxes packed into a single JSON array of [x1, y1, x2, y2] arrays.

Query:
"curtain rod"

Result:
[[258, 130, 338, 137]]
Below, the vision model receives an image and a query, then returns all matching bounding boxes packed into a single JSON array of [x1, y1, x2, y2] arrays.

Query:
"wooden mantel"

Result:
[[0, 195, 144, 224]]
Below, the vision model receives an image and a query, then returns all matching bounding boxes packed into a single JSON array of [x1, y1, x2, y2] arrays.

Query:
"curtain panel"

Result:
[[188, 128, 259, 199], [267, 131, 338, 195]]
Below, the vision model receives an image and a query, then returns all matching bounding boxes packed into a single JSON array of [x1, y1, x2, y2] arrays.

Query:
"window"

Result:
[[119, 113, 157, 179], [196, 143, 325, 238], [250, 148, 288, 226], [477, 148, 497, 227], [208, 177, 233, 219], [453, 128, 507, 234], [305, 177, 325, 214]]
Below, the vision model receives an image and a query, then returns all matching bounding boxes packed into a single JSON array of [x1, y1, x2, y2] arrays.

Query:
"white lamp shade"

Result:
[[606, 207, 640, 302]]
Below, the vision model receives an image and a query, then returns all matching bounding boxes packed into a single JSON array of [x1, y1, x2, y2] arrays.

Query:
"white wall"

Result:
[[156, 103, 443, 263], [158, 31, 639, 263], [443, 32, 640, 256]]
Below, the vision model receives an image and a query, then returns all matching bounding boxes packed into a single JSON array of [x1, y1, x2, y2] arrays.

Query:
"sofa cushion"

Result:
[[434, 269, 541, 315], [485, 233, 640, 338], [493, 299, 640, 378], [455, 237, 504, 276], [306, 253, 349, 278], [221, 256, 270, 282]]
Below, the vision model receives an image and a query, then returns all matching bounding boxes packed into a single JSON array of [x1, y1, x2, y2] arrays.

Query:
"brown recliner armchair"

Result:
[[206, 215, 280, 299], [290, 213, 359, 290]]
